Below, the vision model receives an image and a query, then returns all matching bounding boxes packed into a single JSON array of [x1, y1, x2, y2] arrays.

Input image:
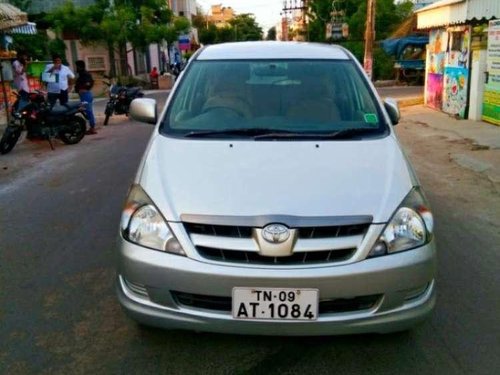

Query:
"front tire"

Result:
[[104, 113, 111, 126], [59, 116, 86, 145], [0, 127, 22, 155], [104, 103, 114, 126]]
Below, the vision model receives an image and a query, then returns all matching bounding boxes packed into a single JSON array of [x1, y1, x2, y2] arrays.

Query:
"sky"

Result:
[[196, 0, 286, 32]]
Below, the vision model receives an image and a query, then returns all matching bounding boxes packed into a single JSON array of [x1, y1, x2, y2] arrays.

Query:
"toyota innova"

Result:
[[117, 42, 436, 335]]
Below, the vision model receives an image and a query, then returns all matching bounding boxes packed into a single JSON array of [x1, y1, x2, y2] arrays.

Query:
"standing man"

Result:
[[75, 60, 97, 135], [42, 55, 75, 107], [12, 52, 29, 109]]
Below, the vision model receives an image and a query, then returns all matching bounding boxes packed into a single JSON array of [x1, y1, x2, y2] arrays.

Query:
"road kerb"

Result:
[[397, 97, 424, 108]]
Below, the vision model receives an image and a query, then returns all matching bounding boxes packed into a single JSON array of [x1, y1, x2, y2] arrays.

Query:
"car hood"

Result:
[[139, 135, 414, 223]]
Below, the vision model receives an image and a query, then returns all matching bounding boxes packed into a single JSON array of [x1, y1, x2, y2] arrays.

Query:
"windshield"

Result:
[[161, 59, 388, 139]]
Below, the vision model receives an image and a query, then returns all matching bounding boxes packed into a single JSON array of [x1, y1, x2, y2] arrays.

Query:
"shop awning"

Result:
[[0, 3, 29, 31], [7, 21, 37, 35], [416, 0, 500, 29]]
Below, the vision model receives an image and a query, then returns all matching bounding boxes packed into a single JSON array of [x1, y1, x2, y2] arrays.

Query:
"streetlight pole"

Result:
[[364, 0, 376, 80]]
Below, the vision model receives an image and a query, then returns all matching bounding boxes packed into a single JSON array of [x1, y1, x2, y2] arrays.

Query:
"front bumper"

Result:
[[117, 239, 437, 335]]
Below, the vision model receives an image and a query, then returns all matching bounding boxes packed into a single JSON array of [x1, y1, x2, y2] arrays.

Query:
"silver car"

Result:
[[117, 42, 436, 335]]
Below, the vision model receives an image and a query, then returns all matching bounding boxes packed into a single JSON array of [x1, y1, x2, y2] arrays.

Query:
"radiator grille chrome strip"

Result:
[[181, 214, 373, 228], [190, 233, 363, 253]]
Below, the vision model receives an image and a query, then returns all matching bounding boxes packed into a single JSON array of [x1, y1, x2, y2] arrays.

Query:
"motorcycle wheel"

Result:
[[104, 113, 111, 126], [0, 127, 22, 155], [59, 116, 86, 145], [104, 105, 114, 126]]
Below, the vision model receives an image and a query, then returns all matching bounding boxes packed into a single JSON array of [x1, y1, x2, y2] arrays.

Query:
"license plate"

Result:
[[232, 287, 318, 321]]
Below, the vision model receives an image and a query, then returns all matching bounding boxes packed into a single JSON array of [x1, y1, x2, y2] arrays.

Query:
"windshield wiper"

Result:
[[254, 128, 380, 140], [183, 128, 297, 138]]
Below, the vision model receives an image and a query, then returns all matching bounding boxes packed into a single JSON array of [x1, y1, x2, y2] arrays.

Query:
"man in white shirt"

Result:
[[43, 54, 75, 106]]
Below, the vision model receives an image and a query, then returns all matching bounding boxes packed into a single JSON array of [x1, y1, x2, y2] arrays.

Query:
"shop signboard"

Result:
[[178, 35, 190, 51], [482, 20, 500, 125]]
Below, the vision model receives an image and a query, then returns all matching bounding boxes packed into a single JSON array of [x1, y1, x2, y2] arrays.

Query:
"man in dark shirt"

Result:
[[75, 60, 97, 134]]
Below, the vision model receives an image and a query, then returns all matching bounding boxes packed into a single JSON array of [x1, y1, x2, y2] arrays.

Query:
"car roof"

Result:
[[196, 41, 351, 61]]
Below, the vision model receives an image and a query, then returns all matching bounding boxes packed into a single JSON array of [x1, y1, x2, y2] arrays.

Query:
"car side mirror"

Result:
[[129, 98, 157, 125], [384, 98, 400, 125]]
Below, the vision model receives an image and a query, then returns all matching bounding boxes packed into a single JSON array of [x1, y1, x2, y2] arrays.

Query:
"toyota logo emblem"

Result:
[[262, 224, 290, 244]]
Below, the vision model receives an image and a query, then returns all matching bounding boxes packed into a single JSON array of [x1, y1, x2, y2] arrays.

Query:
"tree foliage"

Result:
[[7, 0, 32, 12], [198, 12, 262, 45], [267, 27, 277, 41], [44, 0, 190, 75], [307, 0, 414, 43], [307, 0, 415, 80]]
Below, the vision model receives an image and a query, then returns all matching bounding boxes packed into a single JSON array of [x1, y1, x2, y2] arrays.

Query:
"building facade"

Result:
[[168, 0, 197, 21], [207, 4, 235, 28], [417, 0, 500, 125]]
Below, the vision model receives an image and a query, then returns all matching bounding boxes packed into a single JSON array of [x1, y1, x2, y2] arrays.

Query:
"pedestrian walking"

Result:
[[42, 55, 75, 107], [12, 52, 29, 109], [75, 60, 97, 135]]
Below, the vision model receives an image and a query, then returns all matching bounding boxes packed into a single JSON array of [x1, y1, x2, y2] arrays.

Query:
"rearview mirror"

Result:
[[384, 98, 400, 125], [130, 98, 157, 125]]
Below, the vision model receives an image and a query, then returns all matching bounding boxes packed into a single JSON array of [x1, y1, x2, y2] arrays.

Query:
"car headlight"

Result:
[[120, 184, 185, 255], [368, 187, 434, 258]]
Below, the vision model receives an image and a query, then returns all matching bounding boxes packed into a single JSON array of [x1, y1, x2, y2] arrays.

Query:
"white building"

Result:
[[168, 0, 197, 21]]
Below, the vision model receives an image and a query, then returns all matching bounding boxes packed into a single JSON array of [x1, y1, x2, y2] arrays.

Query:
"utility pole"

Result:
[[364, 0, 376, 80]]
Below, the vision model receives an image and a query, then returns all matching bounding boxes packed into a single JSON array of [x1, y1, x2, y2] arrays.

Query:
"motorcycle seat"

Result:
[[125, 87, 141, 96], [50, 102, 82, 115]]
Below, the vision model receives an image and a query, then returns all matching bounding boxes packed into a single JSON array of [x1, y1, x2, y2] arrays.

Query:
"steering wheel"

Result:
[[202, 105, 246, 117], [201, 96, 251, 118]]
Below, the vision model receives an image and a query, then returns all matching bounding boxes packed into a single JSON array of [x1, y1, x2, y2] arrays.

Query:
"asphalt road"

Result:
[[0, 94, 498, 374], [377, 86, 423, 99]]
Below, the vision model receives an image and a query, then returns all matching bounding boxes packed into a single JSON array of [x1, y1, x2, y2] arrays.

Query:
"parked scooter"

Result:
[[0, 91, 87, 154], [102, 77, 144, 125]]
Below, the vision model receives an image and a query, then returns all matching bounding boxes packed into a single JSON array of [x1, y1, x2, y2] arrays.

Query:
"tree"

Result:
[[44, 0, 190, 76], [307, 0, 413, 42], [198, 13, 263, 44], [306, 0, 415, 80], [229, 14, 263, 41], [267, 26, 277, 41], [8, 0, 32, 12]]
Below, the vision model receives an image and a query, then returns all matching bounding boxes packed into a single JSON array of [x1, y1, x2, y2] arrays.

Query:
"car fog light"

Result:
[[368, 241, 387, 258], [404, 284, 429, 301], [165, 238, 184, 255]]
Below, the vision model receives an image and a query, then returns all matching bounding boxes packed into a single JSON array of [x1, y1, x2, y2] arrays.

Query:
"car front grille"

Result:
[[183, 221, 370, 265], [184, 223, 367, 239], [197, 246, 355, 265], [171, 291, 381, 314]]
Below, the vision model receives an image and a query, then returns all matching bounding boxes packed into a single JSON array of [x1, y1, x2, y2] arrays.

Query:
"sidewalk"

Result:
[[402, 105, 500, 185]]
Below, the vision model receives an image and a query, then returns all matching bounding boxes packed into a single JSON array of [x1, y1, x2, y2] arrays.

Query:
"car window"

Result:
[[161, 59, 388, 139]]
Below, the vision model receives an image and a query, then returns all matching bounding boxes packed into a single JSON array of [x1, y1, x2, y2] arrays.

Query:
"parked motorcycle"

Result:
[[171, 62, 183, 80], [0, 91, 87, 154], [103, 78, 144, 125]]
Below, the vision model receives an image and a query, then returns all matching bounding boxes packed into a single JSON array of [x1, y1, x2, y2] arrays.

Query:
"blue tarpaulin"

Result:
[[381, 36, 429, 59]]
